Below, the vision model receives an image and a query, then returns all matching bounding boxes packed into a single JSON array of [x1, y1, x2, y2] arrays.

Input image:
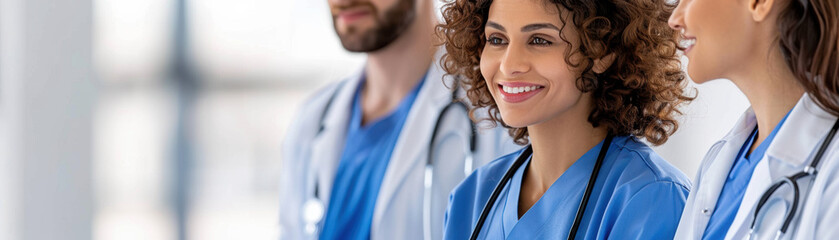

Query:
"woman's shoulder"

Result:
[[608, 136, 692, 192], [451, 146, 526, 198], [595, 136, 691, 236], [478, 146, 527, 175]]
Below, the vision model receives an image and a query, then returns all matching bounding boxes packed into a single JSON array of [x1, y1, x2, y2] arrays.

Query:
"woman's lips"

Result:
[[497, 82, 545, 103], [681, 37, 696, 55]]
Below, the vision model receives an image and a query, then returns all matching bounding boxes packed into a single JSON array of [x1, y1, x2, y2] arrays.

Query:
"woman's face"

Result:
[[668, 0, 757, 83], [480, 0, 587, 128]]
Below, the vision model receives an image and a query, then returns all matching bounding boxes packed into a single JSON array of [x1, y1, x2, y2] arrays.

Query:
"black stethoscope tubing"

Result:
[[313, 79, 477, 193], [469, 134, 615, 240], [749, 119, 839, 238], [428, 94, 477, 167]]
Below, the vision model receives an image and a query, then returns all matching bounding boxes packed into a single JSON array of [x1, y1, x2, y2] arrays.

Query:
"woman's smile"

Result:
[[497, 81, 545, 103]]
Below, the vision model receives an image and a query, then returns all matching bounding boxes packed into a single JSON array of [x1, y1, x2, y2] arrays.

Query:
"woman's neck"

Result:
[[731, 48, 804, 154], [518, 94, 607, 217]]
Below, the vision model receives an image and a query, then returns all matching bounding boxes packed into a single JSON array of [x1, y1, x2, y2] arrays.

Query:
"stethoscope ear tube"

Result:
[[779, 177, 800, 234], [749, 177, 801, 237], [810, 120, 839, 169], [750, 181, 787, 230]]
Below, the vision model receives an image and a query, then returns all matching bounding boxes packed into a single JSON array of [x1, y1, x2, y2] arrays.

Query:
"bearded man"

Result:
[[278, 0, 516, 239]]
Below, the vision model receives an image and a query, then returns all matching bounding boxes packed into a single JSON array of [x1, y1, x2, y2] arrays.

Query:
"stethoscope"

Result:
[[469, 134, 615, 240], [302, 79, 477, 240], [748, 119, 839, 240]]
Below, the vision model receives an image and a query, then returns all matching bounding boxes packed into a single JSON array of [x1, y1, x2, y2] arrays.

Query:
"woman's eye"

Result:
[[487, 36, 507, 45], [530, 37, 552, 46]]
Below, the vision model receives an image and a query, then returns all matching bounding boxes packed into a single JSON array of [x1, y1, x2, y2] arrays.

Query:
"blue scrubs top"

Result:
[[443, 136, 691, 240], [702, 110, 792, 240], [318, 77, 425, 240]]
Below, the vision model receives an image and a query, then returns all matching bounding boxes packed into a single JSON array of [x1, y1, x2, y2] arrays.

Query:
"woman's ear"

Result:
[[748, 0, 782, 22], [593, 53, 616, 74]]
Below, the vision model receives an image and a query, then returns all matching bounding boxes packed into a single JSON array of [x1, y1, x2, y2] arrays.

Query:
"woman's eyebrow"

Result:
[[486, 21, 506, 32], [521, 23, 560, 32]]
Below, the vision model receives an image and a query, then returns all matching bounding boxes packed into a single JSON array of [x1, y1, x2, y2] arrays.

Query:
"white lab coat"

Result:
[[675, 94, 839, 240], [278, 53, 518, 240]]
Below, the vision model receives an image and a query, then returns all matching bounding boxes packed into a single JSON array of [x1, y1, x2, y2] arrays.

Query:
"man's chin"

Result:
[[337, 32, 389, 52], [340, 40, 383, 53]]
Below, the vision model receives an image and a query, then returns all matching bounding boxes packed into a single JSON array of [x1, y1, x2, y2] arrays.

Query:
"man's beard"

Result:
[[332, 0, 416, 52]]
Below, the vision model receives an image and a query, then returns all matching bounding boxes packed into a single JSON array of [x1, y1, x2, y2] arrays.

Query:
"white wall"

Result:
[[0, 0, 25, 237], [653, 79, 750, 178], [0, 0, 96, 239]]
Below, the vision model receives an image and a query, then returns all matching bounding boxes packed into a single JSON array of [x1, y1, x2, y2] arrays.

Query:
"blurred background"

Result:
[[0, 0, 749, 239]]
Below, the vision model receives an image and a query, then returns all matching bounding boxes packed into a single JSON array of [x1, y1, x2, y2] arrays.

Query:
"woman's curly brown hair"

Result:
[[436, 0, 694, 145]]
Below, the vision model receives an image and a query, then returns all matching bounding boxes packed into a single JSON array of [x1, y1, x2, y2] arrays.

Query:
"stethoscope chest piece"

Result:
[[303, 198, 325, 235]]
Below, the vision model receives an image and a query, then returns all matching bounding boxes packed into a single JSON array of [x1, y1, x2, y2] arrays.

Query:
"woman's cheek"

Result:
[[480, 55, 500, 98]]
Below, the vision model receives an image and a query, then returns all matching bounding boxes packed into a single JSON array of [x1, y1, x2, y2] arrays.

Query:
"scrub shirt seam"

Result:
[[628, 180, 689, 200], [618, 145, 690, 192]]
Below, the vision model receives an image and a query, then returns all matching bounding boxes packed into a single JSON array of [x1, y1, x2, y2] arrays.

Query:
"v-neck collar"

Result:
[[499, 139, 607, 238]]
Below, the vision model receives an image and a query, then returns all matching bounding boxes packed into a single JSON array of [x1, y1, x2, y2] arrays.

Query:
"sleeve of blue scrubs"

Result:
[[443, 193, 454, 236], [608, 181, 689, 239], [442, 180, 478, 240]]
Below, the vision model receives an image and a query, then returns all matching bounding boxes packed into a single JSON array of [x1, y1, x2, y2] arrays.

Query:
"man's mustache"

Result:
[[331, 2, 378, 18]]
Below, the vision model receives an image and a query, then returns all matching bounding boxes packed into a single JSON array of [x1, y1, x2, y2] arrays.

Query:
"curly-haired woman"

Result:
[[669, 0, 839, 238], [436, 0, 695, 238]]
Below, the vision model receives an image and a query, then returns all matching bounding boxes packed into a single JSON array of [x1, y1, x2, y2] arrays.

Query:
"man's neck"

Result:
[[359, 12, 435, 125]]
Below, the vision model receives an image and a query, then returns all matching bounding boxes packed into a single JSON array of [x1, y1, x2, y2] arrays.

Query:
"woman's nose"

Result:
[[499, 45, 530, 78], [668, 1, 687, 31]]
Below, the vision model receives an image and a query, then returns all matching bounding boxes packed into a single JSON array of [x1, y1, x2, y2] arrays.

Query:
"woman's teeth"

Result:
[[502, 85, 542, 94], [680, 38, 696, 49]]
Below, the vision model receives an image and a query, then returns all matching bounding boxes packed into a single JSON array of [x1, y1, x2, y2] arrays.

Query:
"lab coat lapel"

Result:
[[765, 94, 838, 169], [693, 109, 757, 237], [790, 95, 839, 239], [371, 61, 452, 235], [310, 70, 363, 209]]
